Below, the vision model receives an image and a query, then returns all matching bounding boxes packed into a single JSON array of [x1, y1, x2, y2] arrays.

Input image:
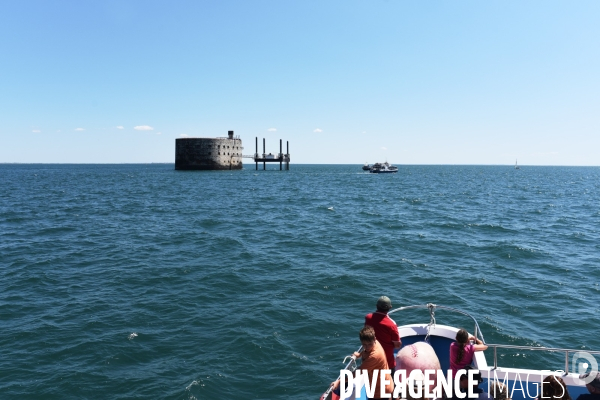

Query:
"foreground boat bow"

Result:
[[320, 304, 599, 400]]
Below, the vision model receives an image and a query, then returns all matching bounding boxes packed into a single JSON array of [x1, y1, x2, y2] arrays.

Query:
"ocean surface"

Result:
[[1, 164, 599, 399]]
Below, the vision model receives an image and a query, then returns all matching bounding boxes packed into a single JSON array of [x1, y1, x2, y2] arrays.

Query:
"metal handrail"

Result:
[[387, 303, 486, 344], [321, 346, 363, 400], [386, 304, 599, 375], [485, 343, 600, 373]]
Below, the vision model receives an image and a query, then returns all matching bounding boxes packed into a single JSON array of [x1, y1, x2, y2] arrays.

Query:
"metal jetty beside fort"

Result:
[[247, 137, 291, 170]]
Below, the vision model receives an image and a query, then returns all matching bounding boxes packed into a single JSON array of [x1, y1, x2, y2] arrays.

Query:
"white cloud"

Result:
[[134, 125, 154, 131], [180, 134, 189, 138], [116, 126, 124, 129], [32, 129, 41, 133], [74, 128, 85, 131], [156, 132, 162, 135], [268, 128, 277, 132], [381, 147, 387, 150], [313, 128, 322, 133]]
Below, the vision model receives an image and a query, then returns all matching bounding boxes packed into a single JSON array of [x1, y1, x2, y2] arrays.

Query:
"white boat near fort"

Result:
[[370, 162, 398, 174]]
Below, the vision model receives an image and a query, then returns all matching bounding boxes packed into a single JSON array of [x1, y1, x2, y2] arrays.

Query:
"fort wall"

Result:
[[175, 131, 243, 170]]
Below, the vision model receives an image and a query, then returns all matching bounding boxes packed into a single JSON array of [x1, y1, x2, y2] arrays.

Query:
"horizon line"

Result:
[[1, 162, 599, 167]]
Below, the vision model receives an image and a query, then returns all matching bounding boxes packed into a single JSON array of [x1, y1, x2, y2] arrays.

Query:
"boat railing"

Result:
[[388, 304, 599, 375], [320, 348, 363, 400], [485, 343, 600, 373], [388, 303, 486, 344]]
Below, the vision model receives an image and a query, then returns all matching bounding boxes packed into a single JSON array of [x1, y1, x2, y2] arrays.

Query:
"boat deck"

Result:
[[323, 305, 596, 400]]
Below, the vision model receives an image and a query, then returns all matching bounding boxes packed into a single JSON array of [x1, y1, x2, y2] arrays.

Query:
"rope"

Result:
[[424, 303, 437, 343]]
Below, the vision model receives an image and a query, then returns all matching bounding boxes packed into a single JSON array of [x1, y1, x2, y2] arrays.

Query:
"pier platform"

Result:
[[245, 138, 290, 170]]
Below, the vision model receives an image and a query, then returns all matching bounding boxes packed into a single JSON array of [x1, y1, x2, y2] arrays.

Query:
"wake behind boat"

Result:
[[370, 162, 398, 173], [320, 304, 599, 400]]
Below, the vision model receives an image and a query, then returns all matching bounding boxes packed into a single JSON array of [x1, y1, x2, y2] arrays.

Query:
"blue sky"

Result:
[[1, 0, 598, 165]]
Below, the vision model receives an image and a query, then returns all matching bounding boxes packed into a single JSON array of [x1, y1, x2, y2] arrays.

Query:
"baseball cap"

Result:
[[376, 296, 392, 311]]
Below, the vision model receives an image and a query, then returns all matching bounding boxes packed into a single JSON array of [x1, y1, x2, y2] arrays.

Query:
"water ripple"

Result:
[[1, 164, 599, 398]]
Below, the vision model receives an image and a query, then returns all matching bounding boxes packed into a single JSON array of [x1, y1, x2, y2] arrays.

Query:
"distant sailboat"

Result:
[[515, 159, 520, 169]]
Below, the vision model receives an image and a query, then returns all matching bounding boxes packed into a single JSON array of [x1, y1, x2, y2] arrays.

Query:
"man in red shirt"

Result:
[[364, 296, 402, 372]]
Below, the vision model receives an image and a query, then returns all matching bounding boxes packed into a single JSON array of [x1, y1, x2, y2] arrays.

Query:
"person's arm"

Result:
[[392, 326, 402, 348], [469, 336, 488, 351]]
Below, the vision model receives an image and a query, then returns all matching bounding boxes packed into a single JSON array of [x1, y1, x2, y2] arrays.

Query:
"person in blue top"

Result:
[[577, 372, 600, 400]]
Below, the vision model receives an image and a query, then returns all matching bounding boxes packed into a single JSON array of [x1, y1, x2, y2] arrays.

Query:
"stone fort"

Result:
[[175, 131, 243, 170]]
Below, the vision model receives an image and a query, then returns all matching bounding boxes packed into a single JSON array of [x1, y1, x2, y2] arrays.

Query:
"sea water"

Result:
[[1, 164, 599, 399]]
